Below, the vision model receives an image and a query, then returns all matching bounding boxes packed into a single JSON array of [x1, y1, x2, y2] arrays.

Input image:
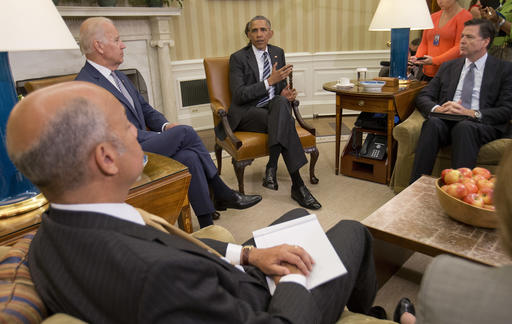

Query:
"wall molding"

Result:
[[173, 50, 390, 130]]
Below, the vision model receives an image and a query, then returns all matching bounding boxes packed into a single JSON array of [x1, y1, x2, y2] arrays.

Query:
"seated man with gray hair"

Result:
[[5, 81, 381, 323]]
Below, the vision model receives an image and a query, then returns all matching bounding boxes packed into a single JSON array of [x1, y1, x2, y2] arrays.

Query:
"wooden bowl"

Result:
[[435, 178, 498, 228]]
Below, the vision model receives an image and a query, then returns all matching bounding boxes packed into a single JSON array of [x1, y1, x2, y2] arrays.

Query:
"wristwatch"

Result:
[[474, 110, 482, 121]]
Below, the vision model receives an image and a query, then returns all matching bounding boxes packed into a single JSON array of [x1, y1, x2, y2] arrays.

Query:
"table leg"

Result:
[[335, 94, 342, 175], [178, 197, 193, 233], [386, 102, 394, 183]]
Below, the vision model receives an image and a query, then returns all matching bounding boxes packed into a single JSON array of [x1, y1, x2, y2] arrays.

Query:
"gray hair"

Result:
[[7, 97, 124, 196], [79, 17, 113, 55], [245, 15, 272, 36]]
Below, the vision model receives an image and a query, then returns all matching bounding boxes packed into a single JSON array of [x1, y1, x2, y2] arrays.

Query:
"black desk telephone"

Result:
[[359, 134, 387, 160]]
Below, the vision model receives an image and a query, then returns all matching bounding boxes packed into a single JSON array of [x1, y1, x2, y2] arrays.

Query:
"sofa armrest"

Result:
[[392, 109, 425, 155]]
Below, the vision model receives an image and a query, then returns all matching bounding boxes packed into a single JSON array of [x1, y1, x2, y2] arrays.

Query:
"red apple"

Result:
[[472, 174, 487, 183], [441, 168, 453, 179], [463, 193, 484, 208], [477, 179, 495, 191], [444, 169, 463, 184], [472, 167, 491, 180], [483, 204, 496, 211], [457, 167, 473, 178], [480, 187, 494, 205], [461, 178, 479, 194], [441, 185, 450, 192], [445, 183, 468, 199], [489, 177, 496, 184]]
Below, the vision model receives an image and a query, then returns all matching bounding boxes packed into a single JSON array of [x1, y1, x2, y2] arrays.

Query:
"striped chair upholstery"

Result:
[[0, 232, 47, 324]]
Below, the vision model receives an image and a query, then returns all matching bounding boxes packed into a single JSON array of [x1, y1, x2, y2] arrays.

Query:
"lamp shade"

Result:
[[369, 0, 433, 31], [0, 0, 78, 52]]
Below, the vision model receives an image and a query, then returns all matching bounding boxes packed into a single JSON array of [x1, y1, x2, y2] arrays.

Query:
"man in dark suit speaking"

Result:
[[75, 17, 261, 228], [410, 19, 512, 183], [5, 81, 379, 323], [227, 16, 321, 210]]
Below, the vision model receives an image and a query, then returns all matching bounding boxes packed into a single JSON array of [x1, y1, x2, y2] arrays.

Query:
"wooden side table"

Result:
[[323, 81, 426, 184], [0, 153, 193, 245]]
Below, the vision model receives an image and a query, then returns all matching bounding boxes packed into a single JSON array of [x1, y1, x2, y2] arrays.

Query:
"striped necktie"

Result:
[[460, 63, 476, 109], [111, 71, 135, 111], [257, 52, 272, 107]]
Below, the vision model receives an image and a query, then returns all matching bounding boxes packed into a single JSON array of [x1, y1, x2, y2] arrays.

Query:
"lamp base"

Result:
[[390, 28, 410, 80], [1, 52, 41, 204]]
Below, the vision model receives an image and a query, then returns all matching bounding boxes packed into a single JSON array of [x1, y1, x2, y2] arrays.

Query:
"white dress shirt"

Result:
[[252, 45, 275, 100], [453, 53, 487, 111]]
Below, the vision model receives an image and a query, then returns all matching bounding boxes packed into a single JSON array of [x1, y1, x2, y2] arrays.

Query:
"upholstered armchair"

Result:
[[390, 109, 512, 193], [203, 57, 319, 194], [23, 74, 77, 93]]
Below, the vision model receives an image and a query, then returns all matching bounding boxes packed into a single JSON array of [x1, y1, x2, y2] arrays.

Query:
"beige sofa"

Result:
[[0, 228, 393, 324], [390, 109, 512, 193]]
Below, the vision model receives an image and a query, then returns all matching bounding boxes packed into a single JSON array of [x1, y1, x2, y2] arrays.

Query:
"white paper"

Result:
[[253, 214, 347, 290]]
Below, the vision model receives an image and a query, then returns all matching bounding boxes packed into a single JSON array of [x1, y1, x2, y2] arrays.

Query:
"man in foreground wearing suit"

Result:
[[227, 16, 321, 210], [6, 81, 379, 323], [75, 17, 261, 228], [410, 18, 512, 184]]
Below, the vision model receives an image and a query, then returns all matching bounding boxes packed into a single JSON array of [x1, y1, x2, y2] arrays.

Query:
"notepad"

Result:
[[253, 214, 347, 292]]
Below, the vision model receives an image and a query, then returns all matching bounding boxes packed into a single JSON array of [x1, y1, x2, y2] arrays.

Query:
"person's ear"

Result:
[[93, 40, 104, 55], [269, 29, 274, 39], [94, 142, 119, 176]]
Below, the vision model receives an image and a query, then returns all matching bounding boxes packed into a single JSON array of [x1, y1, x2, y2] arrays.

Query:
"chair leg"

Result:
[[232, 159, 254, 194], [215, 144, 223, 175], [308, 147, 319, 184]]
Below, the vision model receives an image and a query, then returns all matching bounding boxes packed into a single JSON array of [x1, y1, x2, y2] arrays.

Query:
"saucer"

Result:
[[335, 82, 354, 89]]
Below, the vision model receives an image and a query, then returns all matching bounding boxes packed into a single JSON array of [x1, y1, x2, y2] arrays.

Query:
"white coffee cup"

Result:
[[338, 77, 350, 85]]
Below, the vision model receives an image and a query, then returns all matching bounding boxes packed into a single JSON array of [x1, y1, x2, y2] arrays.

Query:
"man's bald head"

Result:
[[6, 82, 129, 200]]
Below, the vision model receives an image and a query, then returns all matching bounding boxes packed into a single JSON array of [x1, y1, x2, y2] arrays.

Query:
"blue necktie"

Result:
[[111, 71, 135, 111], [461, 63, 476, 109], [257, 52, 272, 107]]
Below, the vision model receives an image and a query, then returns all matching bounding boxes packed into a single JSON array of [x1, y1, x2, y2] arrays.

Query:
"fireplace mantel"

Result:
[[57, 6, 181, 17]]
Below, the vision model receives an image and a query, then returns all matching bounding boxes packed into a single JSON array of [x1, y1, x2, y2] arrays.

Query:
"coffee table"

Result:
[[363, 175, 512, 267], [363, 175, 511, 286]]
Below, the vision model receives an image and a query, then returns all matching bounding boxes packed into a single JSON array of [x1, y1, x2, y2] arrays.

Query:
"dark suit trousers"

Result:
[[236, 96, 308, 174], [140, 125, 217, 216], [410, 117, 500, 183], [244, 208, 377, 324]]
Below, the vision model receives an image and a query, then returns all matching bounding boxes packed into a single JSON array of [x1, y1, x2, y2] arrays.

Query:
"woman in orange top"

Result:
[[410, 0, 473, 80]]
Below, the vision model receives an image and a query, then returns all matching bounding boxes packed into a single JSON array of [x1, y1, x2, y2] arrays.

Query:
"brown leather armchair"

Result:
[[24, 74, 77, 93], [203, 57, 319, 194]]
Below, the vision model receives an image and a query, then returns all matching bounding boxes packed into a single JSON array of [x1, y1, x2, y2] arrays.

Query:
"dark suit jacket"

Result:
[[28, 208, 319, 324], [75, 62, 168, 144], [216, 44, 287, 139], [415, 55, 512, 134]]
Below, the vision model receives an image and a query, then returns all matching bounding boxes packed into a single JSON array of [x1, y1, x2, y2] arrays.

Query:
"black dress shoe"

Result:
[[262, 167, 278, 190], [214, 191, 262, 211], [212, 211, 220, 220], [368, 306, 387, 320], [291, 185, 322, 210], [393, 297, 415, 323]]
